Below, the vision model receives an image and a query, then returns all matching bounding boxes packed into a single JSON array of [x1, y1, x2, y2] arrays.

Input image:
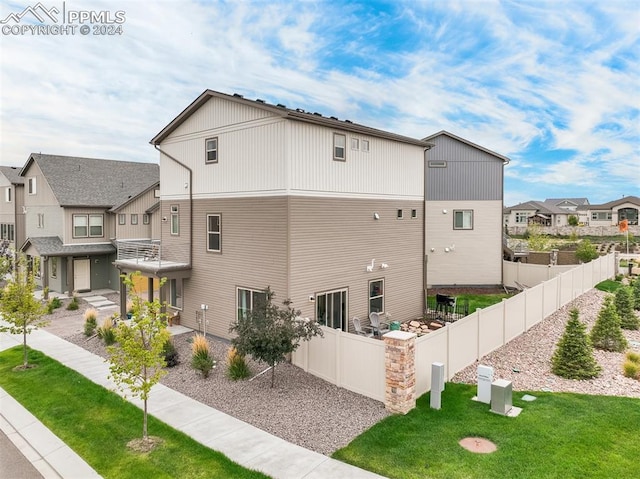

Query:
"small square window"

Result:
[[397, 209, 403, 219], [454, 210, 473, 230], [143, 214, 150, 225], [118, 214, 126, 225], [333, 133, 346, 161], [411, 209, 417, 219], [206, 138, 218, 163], [351, 138, 359, 150], [131, 214, 138, 225], [362, 140, 370, 152]]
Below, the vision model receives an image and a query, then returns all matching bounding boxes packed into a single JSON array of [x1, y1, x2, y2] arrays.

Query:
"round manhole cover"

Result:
[[459, 437, 497, 453]]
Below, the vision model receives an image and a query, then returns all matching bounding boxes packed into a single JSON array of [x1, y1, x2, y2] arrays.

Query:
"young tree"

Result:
[[107, 273, 170, 442], [525, 224, 549, 252], [551, 308, 600, 379], [590, 295, 628, 352], [230, 287, 323, 387], [632, 277, 640, 311], [0, 258, 47, 368], [567, 215, 579, 227], [615, 285, 639, 330], [575, 239, 599, 263]]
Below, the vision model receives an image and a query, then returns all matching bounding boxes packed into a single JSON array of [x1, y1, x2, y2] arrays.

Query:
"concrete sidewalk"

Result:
[[0, 329, 386, 479]]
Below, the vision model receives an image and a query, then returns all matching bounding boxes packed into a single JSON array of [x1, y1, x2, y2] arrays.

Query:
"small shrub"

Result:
[[575, 239, 599, 263], [162, 338, 180, 367], [50, 297, 62, 309], [66, 296, 79, 311], [191, 334, 215, 378], [46, 299, 56, 314], [626, 351, 640, 363], [615, 273, 624, 282], [97, 317, 116, 346], [632, 278, 640, 311], [226, 346, 250, 380], [551, 308, 600, 379], [590, 296, 628, 352], [83, 308, 98, 337], [622, 360, 640, 380], [568, 215, 579, 227]]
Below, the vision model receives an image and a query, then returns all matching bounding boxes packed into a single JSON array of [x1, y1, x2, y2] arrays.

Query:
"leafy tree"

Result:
[[615, 285, 639, 330], [0, 258, 47, 368], [551, 308, 600, 379], [590, 296, 628, 352], [567, 215, 579, 226], [230, 287, 323, 387], [526, 224, 549, 252], [107, 273, 170, 442], [575, 239, 599, 263]]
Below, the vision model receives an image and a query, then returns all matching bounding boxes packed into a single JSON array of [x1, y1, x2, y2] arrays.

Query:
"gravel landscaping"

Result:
[[42, 286, 640, 456]]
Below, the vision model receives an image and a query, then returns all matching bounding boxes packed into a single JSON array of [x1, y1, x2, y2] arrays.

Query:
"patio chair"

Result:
[[352, 317, 374, 337], [369, 312, 390, 336]]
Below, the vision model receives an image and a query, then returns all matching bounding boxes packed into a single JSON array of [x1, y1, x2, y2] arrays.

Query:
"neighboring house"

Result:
[[0, 166, 25, 252], [115, 89, 434, 338], [17, 153, 159, 294], [423, 130, 509, 287], [504, 198, 588, 228], [586, 196, 640, 226]]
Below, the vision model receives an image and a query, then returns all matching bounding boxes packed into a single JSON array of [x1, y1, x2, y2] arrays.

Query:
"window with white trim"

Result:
[[73, 214, 103, 237], [37, 213, 44, 229], [0, 223, 14, 241], [453, 210, 473, 230], [351, 138, 359, 150], [131, 214, 138, 225], [206, 137, 218, 163], [207, 214, 221, 252], [591, 212, 612, 221], [369, 279, 384, 315], [362, 139, 370, 152], [5, 187, 11, 202], [515, 212, 529, 224], [169, 278, 182, 310], [170, 205, 179, 235], [118, 214, 126, 225], [411, 209, 417, 219], [237, 287, 267, 320], [333, 133, 346, 161], [143, 214, 150, 225], [316, 288, 348, 331], [28, 177, 36, 195]]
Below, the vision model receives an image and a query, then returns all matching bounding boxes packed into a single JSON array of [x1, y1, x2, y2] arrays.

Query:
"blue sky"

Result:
[[0, 0, 638, 205]]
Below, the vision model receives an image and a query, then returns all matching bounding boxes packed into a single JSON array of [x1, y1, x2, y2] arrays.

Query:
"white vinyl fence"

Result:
[[292, 253, 616, 402]]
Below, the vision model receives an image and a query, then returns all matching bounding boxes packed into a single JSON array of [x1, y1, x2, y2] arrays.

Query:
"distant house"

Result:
[[115, 89, 433, 337], [17, 154, 158, 294], [504, 197, 589, 228], [0, 166, 25, 252], [423, 130, 509, 287], [586, 196, 640, 226]]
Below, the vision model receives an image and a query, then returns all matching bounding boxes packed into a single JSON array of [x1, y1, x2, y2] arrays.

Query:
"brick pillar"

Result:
[[383, 330, 416, 414]]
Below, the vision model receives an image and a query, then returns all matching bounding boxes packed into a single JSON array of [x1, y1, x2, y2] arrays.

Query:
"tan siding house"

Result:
[[117, 90, 432, 338], [17, 153, 159, 294]]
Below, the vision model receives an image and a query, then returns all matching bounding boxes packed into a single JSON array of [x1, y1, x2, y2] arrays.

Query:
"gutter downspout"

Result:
[[423, 145, 433, 313], [153, 145, 193, 267]]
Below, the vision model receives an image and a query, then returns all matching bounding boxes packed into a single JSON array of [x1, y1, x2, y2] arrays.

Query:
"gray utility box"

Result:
[[490, 379, 513, 416]]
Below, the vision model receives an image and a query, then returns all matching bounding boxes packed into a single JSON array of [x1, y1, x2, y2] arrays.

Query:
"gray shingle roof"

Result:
[[23, 236, 116, 256], [589, 195, 640, 209], [21, 154, 158, 207], [0, 165, 25, 184]]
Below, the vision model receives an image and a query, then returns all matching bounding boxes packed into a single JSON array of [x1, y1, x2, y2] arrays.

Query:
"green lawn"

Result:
[[333, 383, 639, 479], [595, 279, 623, 293], [0, 347, 269, 479], [428, 293, 510, 316]]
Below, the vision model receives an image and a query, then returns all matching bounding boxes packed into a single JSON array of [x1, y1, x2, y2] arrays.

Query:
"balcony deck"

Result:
[[114, 240, 190, 275]]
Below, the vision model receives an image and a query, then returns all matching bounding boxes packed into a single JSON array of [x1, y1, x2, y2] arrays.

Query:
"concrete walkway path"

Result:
[[0, 328, 386, 479]]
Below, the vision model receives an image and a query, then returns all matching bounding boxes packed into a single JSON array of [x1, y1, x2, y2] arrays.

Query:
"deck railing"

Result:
[[116, 240, 161, 264]]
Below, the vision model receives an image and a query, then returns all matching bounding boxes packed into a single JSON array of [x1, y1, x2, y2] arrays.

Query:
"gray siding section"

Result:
[[426, 135, 504, 201]]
